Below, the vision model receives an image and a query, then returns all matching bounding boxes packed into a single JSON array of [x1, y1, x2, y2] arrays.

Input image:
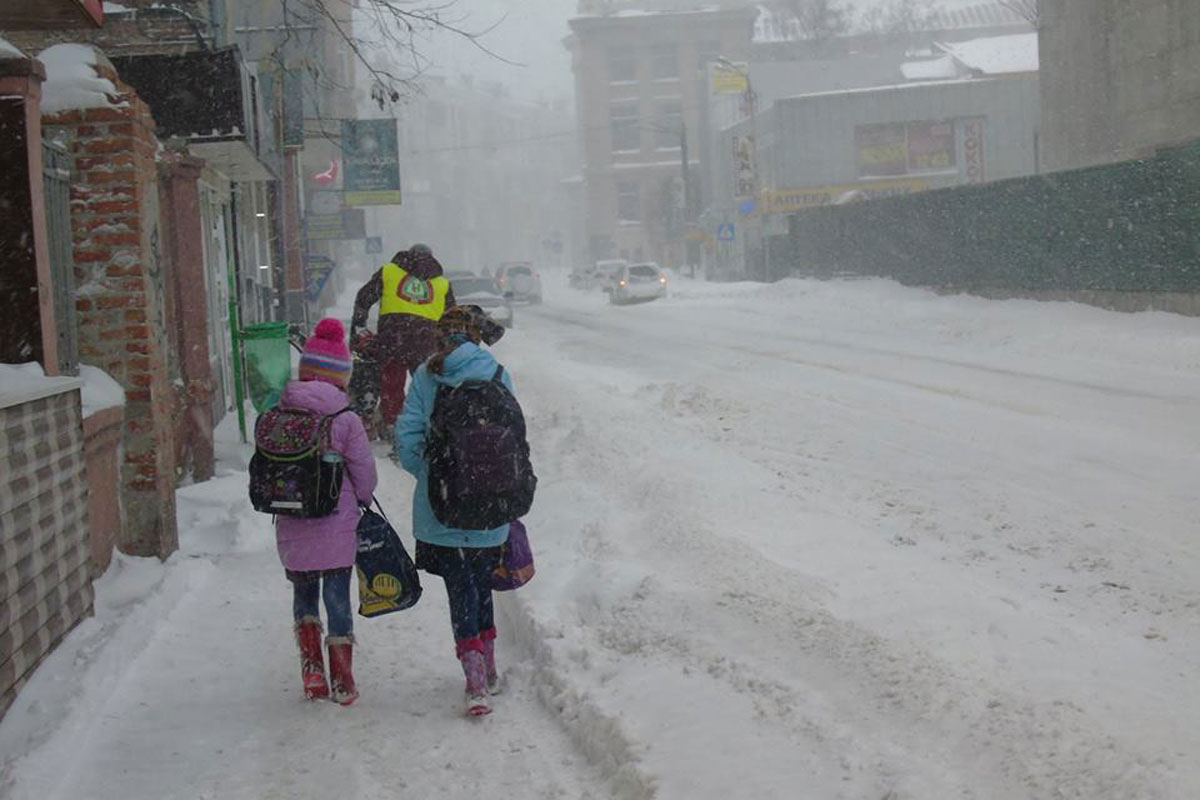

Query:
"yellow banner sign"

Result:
[[711, 62, 749, 95], [763, 179, 932, 215]]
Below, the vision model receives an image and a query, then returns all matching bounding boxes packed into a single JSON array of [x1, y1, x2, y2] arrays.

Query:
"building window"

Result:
[[655, 100, 682, 150], [650, 44, 678, 81], [610, 101, 640, 153], [608, 46, 636, 83], [617, 181, 641, 222], [697, 41, 721, 72]]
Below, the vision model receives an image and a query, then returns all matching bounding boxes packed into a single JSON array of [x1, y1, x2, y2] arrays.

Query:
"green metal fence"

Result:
[[784, 140, 1200, 293]]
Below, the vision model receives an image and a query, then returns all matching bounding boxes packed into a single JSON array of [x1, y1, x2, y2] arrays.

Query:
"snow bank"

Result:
[[0, 362, 82, 409], [78, 364, 124, 416], [38, 43, 125, 114]]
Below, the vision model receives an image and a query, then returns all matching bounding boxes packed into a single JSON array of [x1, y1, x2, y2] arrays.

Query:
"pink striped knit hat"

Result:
[[299, 318, 352, 389]]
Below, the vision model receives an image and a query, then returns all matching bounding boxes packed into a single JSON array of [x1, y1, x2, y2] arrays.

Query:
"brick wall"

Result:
[[43, 57, 179, 558]]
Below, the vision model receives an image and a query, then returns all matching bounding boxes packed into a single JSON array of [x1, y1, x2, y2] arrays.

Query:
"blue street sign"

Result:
[[717, 223, 736, 242]]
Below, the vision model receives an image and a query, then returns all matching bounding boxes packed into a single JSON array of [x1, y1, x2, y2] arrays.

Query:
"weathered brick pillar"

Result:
[[42, 50, 178, 558], [158, 152, 215, 483]]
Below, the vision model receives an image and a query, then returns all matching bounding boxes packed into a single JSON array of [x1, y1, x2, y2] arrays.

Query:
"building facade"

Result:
[[566, 5, 755, 268], [1039, 0, 1200, 171]]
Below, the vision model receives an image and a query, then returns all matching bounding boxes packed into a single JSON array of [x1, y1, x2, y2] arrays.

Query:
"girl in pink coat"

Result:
[[276, 318, 377, 704]]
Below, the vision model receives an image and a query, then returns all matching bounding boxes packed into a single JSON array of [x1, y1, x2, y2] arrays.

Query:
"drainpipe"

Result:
[[228, 187, 248, 442]]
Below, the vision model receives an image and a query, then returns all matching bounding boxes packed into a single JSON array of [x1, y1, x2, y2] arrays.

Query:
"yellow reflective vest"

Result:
[[379, 262, 450, 321]]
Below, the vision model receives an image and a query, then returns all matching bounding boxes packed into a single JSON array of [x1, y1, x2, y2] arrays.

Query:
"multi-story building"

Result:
[[566, 3, 756, 268]]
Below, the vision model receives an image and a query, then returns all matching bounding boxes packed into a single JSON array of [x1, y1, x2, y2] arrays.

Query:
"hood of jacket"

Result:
[[279, 379, 350, 414], [394, 249, 444, 281], [430, 342, 500, 388]]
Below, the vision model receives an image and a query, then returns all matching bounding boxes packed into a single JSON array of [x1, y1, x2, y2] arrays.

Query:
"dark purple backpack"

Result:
[[426, 366, 536, 530]]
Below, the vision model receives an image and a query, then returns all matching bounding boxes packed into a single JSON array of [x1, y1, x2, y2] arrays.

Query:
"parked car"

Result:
[[495, 262, 542, 304], [609, 263, 667, 305], [449, 276, 514, 327]]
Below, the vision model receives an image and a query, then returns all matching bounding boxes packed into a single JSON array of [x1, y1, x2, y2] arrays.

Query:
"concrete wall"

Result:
[[1040, 0, 1200, 171]]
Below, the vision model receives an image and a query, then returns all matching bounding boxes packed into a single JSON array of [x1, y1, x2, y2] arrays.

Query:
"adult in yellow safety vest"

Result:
[[351, 246, 456, 434]]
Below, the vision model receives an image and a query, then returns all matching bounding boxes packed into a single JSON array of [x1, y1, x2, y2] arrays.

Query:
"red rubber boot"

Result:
[[295, 617, 329, 700], [327, 636, 359, 706]]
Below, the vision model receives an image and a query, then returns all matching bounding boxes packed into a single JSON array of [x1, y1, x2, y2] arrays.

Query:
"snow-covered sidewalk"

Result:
[[0, 456, 608, 800]]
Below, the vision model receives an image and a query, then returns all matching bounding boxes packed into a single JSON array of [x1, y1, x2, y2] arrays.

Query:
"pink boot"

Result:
[[481, 627, 500, 695], [457, 637, 491, 716], [295, 617, 329, 700]]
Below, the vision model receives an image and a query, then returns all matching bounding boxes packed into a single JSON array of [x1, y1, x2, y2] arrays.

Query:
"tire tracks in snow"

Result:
[[507, 311, 1181, 799]]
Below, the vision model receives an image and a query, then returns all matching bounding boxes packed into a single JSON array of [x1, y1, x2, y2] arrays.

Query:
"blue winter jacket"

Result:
[[393, 341, 515, 548]]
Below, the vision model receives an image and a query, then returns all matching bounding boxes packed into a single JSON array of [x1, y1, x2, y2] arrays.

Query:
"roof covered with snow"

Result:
[[938, 31, 1039, 74], [754, 0, 1030, 44]]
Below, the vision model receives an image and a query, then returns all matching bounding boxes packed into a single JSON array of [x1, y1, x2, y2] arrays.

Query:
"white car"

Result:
[[495, 262, 542, 304], [450, 276, 514, 327], [609, 263, 667, 305]]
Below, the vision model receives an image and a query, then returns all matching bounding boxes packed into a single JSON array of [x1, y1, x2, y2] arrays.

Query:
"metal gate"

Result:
[[43, 141, 78, 376]]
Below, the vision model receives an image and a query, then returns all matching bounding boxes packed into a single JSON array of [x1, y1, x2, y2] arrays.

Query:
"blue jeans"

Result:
[[289, 568, 353, 637], [430, 546, 497, 643]]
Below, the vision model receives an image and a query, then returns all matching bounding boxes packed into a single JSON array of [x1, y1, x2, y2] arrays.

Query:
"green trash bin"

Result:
[[241, 322, 292, 413]]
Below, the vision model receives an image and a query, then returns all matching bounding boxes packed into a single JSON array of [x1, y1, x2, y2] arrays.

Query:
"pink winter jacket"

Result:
[[274, 380, 378, 572]]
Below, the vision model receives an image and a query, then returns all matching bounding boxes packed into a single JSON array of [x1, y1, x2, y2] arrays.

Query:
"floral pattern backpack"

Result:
[[249, 406, 350, 518]]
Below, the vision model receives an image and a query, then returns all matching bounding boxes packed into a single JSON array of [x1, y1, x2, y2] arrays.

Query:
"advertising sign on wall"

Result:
[[960, 117, 986, 184], [856, 120, 957, 178], [764, 178, 931, 215], [711, 61, 749, 95], [733, 135, 757, 198], [341, 119, 403, 206], [304, 208, 366, 241], [304, 255, 335, 302]]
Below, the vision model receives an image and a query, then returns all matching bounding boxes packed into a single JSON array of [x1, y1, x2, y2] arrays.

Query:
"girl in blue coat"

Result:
[[394, 305, 513, 716]]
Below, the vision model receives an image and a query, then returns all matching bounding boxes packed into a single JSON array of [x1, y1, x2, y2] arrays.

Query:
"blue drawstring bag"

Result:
[[356, 501, 422, 617]]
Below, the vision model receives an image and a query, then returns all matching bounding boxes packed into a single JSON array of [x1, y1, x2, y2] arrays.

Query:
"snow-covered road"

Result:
[[2, 276, 1197, 799]]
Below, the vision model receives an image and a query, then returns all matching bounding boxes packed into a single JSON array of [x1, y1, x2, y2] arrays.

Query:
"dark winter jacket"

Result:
[[351, 249, 457, 368]]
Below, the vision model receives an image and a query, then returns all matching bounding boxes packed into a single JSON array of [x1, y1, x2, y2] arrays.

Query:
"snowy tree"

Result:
[[273, 0, 505, 109], [997, 0, 1039, 28], [770, 0, 853, 42], [858, 0, 939, 37]]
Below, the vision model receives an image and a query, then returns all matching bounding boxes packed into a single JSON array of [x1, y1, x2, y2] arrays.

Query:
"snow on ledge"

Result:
[[0, 36, 27, 60], [79, 364, 126, 416], [0, 362, 83, 410], [38, 43, 125, 114]]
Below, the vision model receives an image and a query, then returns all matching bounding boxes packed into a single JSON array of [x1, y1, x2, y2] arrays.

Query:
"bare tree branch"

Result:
[[996, 0, 1039, 28]]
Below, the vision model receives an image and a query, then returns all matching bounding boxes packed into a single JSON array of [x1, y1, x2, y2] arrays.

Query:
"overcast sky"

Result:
[[425, 0, 577, 103], [423, 0, 959, 103]]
